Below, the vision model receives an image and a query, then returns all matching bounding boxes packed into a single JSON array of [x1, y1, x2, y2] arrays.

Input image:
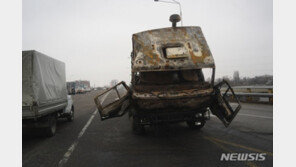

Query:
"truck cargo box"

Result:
[[22, 50, 67, 119]]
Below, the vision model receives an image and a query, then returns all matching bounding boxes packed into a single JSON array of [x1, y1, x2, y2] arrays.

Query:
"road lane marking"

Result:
[[99, 91, 110, 107], [58, 109, 98, 167], [237, 113, 273, 119], [100, 91, 109, 104], [205, 137, 257, 167], [204, 136, 273, 156], [210, 113, 272, 119]]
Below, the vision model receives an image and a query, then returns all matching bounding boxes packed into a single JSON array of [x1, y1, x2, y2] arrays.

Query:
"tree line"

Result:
[[215, 71, 273, 86]]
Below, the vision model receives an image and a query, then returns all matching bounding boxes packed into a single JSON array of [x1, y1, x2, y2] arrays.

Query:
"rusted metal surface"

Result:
[[94, 14, 241, 127], [134, 96, 211, 111], [132, 86, 213, 110], [210, 80, 241, 127], [94, 81, 131, 120], [131, 69, 213, 110], [132, 88, 213, 100], [131, 26, 215, 72]]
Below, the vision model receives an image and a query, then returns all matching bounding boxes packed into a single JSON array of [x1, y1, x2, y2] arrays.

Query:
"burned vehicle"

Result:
[[94, 15, 241, 134]]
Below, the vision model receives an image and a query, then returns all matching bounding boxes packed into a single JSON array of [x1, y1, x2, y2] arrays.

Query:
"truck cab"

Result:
[[94, 15, 241, 134]]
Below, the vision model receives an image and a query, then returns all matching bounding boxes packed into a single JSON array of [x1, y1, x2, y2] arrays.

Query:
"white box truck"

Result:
[[22, 50, 74, 137]]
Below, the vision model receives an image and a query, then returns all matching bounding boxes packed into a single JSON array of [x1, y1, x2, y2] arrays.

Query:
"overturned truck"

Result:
[[94, 15, 241, 134]]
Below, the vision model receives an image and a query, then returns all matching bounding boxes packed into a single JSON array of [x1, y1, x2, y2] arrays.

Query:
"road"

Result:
[[23, 90, 273, 167]]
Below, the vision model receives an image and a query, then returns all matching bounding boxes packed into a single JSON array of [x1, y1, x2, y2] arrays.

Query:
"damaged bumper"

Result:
[[132, 88, 214, 111]]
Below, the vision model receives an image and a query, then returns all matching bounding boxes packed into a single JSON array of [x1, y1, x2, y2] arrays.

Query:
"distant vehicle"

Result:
[[94, 15, 241, 134], [75, 86, 84, 94], [67, 82, 76, 95], [73, 80, 91, 94], [22, 50, 74, 137], [84, 86, 91, 92]]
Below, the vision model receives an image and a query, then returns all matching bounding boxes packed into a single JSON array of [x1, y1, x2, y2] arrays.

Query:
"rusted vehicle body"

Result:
[[94, 15, 241, 134]]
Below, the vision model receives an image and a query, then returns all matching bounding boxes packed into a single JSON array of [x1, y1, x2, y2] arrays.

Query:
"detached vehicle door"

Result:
[[210, 80, 242, 127], [94, 81, 131, 120]]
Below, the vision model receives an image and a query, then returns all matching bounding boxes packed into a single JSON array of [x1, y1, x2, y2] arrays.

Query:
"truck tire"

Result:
[[132, 116, 145, 135], [67, 106, 74, 122], [45, 115, 57, 137], [186, 119, 205, 130]]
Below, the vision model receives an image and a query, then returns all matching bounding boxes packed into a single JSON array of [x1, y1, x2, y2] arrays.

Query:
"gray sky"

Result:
[[23, 0, 273, 87]]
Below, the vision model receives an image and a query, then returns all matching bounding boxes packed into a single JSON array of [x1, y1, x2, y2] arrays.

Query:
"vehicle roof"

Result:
[[132, 26, 215, 72]]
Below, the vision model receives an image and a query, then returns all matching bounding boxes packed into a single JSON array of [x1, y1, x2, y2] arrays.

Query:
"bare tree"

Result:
[[110, 79, 119, 87], [215, 74, 272, 86]]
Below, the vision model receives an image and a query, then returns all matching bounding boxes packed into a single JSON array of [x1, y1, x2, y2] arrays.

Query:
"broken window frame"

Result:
[[131, 67, 215, 87], [94, 81, 131, 120]]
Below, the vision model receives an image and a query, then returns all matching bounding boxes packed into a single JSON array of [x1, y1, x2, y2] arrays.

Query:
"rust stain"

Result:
[[132, 26, 214, 71], [133, 35, 160, 65], [189, 49, 206, 64]]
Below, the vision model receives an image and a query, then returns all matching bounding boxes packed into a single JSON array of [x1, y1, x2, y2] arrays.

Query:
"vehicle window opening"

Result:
[[135, 69, 207, 85]]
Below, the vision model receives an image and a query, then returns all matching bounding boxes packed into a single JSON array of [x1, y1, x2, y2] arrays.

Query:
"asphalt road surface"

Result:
[[23, 90, 273, 167]]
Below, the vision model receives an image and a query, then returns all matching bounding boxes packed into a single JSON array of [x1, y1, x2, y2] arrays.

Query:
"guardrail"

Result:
[[222, 86, 273, 104]]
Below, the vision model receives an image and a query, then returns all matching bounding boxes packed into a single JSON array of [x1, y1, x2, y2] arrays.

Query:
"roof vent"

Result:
[[169, 14, 181, 28]]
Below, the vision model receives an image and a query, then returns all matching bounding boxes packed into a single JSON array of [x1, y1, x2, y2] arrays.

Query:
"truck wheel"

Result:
[[67, 106, 74, 122], [186, 119, 205, 130], [45, 115, 57, 137], [132, 116, 145, 135]]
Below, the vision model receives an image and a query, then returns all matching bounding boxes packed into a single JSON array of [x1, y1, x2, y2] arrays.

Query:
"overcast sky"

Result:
[[23, 0, 272, 87]]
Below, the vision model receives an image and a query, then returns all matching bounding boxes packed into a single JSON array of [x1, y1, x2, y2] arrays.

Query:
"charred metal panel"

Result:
[[132, 26, 215, 72], [132, 88, 213, 100], [131, 82, 213, 111], [134, 96, 212, 111]]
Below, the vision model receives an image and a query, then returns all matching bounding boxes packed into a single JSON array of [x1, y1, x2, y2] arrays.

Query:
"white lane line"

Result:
[[100, 91, 109, 105], [210, 113, 272, 119], [58, 109, 98, 167], [237, 113, 273, 119]]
